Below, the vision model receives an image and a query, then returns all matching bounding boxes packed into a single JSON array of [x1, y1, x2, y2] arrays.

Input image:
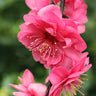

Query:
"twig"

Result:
[[46, 81, 52, 96], [50, 0, 55, 4], [60, 0, 65, 17]]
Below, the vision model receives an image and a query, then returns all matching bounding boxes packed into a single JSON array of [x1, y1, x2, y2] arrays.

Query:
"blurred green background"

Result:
[[0, 0, 96, 96]]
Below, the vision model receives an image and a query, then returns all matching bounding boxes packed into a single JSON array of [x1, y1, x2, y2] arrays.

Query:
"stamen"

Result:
[[54, 42, 57, 45], [73, 89, 77, 95], [31, 39, 45, 50], [73, 86, 85, 96], [55, 49, 58, 51], [28, 46, 32, 50], [51, 45, 56, 57], [81, 74, 88, 76], [68, 90, 73, 96], [35, 39, 38, 42], [63, 89, 67, 96], [76, 79, 84, 84], [77, 84, 82, 89], [31, 42, 33, 45], [39, 49, 42, 53], [30, 36, 32, 39], [38, 42, 52, 60], [42, 47, 50, 58], [71, 93, 74, 96], [46, 47, 52, 59], [27, 36, 29, 38], [49, 47, 51, 49], [79, 78, 88, 81]]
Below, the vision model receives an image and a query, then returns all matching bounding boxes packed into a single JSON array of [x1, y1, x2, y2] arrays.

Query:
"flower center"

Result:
[[44, 32, 57, 44], [63, 14, 69, 18]]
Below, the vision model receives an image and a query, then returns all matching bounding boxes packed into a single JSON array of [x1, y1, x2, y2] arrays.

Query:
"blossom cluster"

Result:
[[10, 0, 92, 96]]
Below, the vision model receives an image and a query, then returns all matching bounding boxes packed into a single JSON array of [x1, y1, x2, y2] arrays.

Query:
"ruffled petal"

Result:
[[28, 83, 47, 96], [13, 92, 30, 96], [25, 0, 50, 11], [9, 84, 26, 92], [38, 5, 62, 22], [22, 69, 34, 87], [49, 67, 68, 85]]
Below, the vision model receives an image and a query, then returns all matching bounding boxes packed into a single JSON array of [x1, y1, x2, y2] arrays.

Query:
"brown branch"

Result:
[[50, 0, 55, 4], [60, 0, 65, 17], [46, 81, 52, 96]]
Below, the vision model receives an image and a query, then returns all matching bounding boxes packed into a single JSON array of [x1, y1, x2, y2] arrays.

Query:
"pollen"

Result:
[[30, 36, 32, 39], [55, 49, 58, 51], [39, 49, 42, 53], [46, 58, 48, 60], [78, 84, 82, 89], [43, 43, 49, 47], [35, 39, 38, 42], [71, 94, 74, 96], [74, 89, 77, 95], [28, 46, 32, 50], [27, 36, 29, 38], [54, 42, 57, 45], [31, 42, 33, 45]]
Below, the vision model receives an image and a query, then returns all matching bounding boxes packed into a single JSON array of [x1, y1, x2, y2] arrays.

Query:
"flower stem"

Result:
[[46, 81, 52, 96], [50, 0, 55, 4], [60, 0, 65, 17]]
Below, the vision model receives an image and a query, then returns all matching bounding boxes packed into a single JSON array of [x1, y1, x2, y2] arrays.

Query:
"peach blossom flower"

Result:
[[25, 0, 88, 33], [18, 5, 86, 67], [48, 56, 91, 96], [9, 69, 46, 96]]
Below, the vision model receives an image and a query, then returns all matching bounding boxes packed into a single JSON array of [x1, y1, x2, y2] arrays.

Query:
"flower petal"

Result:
[[25, 0, 50, 11], [22, 69, 34, 87], [38, 5, 62, 22], [49, 67, 68, 85], [28, 83, 47, 96], [9, 84, 26, 92], [13, 92, 30, 96]]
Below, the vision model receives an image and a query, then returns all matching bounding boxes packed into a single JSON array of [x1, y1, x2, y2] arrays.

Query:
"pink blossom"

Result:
[[44, 48, 89, 69], [25, 0, 87, 23], [48, 56, 92, 96], [55, 0, 88, 33], [25, 0, 50, 11], [18, 5, 86, 67], [9, 69, 46, 96], [54, 0, 88, 23], [25, 0, 87, 33]]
